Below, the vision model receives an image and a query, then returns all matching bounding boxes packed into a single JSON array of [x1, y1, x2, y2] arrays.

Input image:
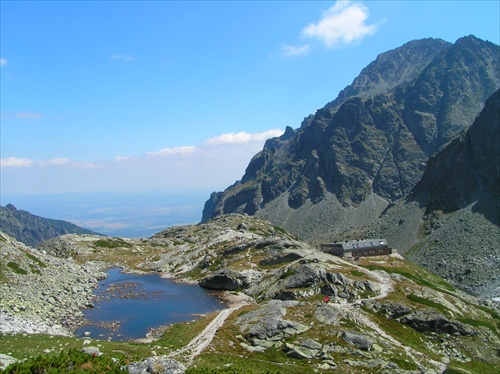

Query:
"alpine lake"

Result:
[[75, 268, 225, 341]]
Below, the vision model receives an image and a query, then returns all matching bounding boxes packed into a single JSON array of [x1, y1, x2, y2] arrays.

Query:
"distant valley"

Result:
[[0, 191, 207, 239]]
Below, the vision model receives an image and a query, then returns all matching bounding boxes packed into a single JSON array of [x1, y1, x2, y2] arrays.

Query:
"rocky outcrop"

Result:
[[244, 261, 382, 302], [199, 269, 249, 291], [237, 301, 310, 352], [362, 300, 412, 319], [399, 310, 474, 336], [0, 204, 100, 247], [284, 339, 324, 360], [363, 300, 475, 336], [0, 354, 20, 370]]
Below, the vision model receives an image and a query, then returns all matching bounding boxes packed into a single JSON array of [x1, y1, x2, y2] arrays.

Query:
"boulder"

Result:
[[283, 339, 323, 359], [398, 310, 474, 336], [342, 331, 373, 351], [300, 338, 323, 350], [237, 301, 310, 350], [364, 300, 412, 319], [128, 357, 186, 374], [260, 252, 303, 266], [284, 343, 316, 360], [81, 346, 101, 356], [283, 264, 323, 289], [314, 304, 340, 326], [247, 318, 310, 342], [0, 354, 20, 370], [199, 269, 248, 291]]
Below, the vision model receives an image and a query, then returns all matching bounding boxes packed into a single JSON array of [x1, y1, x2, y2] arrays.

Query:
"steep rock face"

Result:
[[405, 89, 500, 298], [356, 89, 500, 298], [411, 88, 500, 216], [202, 36, 500, 245], [0, 204, 100, 247]]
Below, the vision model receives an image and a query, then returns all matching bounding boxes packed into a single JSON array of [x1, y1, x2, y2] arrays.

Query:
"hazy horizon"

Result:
[[1, 191, 209, 238]]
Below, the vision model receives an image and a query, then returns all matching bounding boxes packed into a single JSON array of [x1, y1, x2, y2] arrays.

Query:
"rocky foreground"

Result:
[[1, 214, 500, 373], [0, 232, 107, 336]]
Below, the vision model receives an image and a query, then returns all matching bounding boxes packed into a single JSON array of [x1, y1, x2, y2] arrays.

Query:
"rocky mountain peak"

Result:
[[325, 37, 451, 111], [5, 204, 18, 212], [202, 35, 499, 238]]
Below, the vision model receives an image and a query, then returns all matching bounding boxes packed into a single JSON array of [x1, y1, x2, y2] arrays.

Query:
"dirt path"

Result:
[[326, 259, 446, 373], [168, 292, 252, 365], [168, 307, 236, 364]]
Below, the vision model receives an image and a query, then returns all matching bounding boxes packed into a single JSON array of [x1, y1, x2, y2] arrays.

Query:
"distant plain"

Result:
[[1, 191, 208, 238]]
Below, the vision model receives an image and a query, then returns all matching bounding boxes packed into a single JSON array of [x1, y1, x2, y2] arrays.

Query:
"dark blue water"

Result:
[[75, 268, 225, 341]]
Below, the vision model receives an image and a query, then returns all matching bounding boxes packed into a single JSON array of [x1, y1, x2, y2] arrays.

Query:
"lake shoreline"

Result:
[[74, 268, 227, 341]]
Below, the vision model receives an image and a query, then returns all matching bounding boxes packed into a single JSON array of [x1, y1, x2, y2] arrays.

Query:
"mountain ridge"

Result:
[[0, 204, 101, 247], [203, 36, 499, 225]]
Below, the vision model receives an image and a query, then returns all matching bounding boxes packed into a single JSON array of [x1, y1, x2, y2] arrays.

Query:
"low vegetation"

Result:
[[3, 348, 127, 373], [0, 334, 155, 363], [406, 294, 450, 315], [6, 262, 27, 275]]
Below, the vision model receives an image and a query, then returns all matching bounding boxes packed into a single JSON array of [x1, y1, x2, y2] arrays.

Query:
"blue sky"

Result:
[[1, 1, 499, 197]]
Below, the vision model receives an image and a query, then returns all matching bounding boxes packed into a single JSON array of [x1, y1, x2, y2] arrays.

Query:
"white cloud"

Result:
[[1, 156, 101, 170], [44, 158, 71, 166], [1, 157, 34, 168], [0, 128, 286, 194], [281, 44, 311, 57], [204, 129, 284, 146], [110, 54, 137, 62], [302, 1, 377, 47], [70, 161, 101, 169], [0, 58, 8, 66], [147, 146, 195, 157]]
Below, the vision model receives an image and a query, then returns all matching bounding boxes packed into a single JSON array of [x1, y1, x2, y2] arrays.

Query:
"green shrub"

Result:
[[391, 357, 418, 371], [350, 270, 365, 277], [457, 317, 497, 333], [273, 226, 287, 235], [7, 262, 27, 275], [4, 348, 126, 373], [23, 251, 47, 268], [406, 294, 449, 315], [94, 239, 130, 249]]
